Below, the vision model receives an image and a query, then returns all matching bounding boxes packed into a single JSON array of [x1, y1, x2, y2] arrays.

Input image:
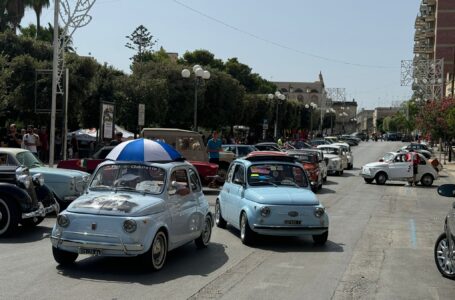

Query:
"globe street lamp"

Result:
[[181, 65, 210, 131], [326, 108, 336, 135], [268, 91, 286, 139], [305, 102, 317, 134], [339, 111, 348, 133]]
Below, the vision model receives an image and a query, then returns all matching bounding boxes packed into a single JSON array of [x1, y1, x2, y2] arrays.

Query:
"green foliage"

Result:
[[182, 49, 224, 70], [125, 25, 157, 63]]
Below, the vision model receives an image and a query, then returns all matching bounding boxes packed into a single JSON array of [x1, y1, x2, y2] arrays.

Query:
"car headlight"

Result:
[[16, 174, 31, 189], [260, 206, 271, 217], [123, 219, 137, 233], [314, 207, 325, 218], [57, 214, 70, 227], [32, 173, 45, 186], [69, 178, 76, 191]]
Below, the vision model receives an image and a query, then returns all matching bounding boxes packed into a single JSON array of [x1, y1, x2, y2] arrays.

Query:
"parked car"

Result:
[[339, 136, 359, 146], [402, 143, 433, 154], [290, 148, 328, 182], [215, 151, 329, 245], [317, 145, 348, 173], [0, 165, 59, 236], [222, 144, 258, 158], [360, 152, 438, 186], [0, 148, 89, 208], [309, 139, 331, 147], [254, 142, 283, 152], [351, 132, 367, 141], [292, 140, 312, 149], [287, 150, 323, 192], [57, 146, 115, 173], [434, 184, 455, 279], [332, 142, 354, 169], [51, 160, 213, 270], [398, 148, 432, 160]]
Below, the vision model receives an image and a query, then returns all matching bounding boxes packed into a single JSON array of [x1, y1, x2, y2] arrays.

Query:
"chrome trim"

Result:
[[22, 202, 59, 219], [253, 224, 328, 230]]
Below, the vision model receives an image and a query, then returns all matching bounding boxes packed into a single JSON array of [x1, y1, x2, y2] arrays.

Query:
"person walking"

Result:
[[23, 125, 39, 156], [6, 124, 22, 148], [206, 130, 222, 164], [405, 151, 420, 186]]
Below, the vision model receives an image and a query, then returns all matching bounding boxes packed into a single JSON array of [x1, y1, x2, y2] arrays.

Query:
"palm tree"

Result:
[[28, 0, 50, 38], [5, 0, 29, 34]]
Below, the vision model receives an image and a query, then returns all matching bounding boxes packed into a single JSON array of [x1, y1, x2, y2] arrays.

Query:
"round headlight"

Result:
[[260, 206, 271, 217], [314, 207, 325, 218], [123, 219, 137, 233], [32, 173, 45, 186], [17, 174, 31, 189], [57, 214, 70, 227]]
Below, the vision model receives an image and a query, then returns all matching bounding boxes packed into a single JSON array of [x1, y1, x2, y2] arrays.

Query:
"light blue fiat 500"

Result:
[[215, 152, 329, 245], [50, 160, 213, 271]]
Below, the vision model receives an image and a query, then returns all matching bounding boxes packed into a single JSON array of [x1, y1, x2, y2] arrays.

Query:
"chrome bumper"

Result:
[[22, 202, 59, 219], [51, 231, 144, 254]]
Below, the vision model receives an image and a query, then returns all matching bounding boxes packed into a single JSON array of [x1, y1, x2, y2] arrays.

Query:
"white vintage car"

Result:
[[332, 142, 354, 170], [317, 145, 347, 175], [50, 160, 213, 271], [360, 152, 438, 186]]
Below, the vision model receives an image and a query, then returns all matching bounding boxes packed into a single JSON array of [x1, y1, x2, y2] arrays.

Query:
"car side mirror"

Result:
[[234, 178, 244, 186], [437, 184, 455, 198]]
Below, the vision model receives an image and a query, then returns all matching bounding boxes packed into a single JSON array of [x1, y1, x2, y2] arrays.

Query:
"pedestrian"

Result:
[[23, 125, 39, 156], [405, 151, 420, 186], [39, 126, 49, 162], [110, 132, 123, 146], [71, 133, 79, 158], [6, 124, 22, 148], [206, 130, 222, 164]]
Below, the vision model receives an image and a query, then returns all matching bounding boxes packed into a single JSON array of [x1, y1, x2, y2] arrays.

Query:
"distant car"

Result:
[[309, 139, 331, 147], [317, 145, 348, 173], [402, 143, 433, 154], [51, 160, 213, 270], [215, 151, 329, 245], [254, 142, 283, 152], [289, 148, 328, 182], [222, 144, 258, 158], [332, 142, 354, 169], [293, 141, 312, 149], [287, 150, 323, 192], [0, 148, 89, 208], [351, 132, 367, 141], [0, 165, 59, 236], [360, 152, 438, 186], [385, 132, 399, 141], [434, 184, 455, 279]]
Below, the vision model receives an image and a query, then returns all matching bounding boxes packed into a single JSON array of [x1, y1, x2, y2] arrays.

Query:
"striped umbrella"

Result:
[[106, 138, 183, 162]]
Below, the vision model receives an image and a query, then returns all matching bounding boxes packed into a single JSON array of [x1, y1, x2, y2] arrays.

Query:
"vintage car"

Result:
[[0, 148, 90, 208], [287, 150, 323, 192], [0, 165, 59, 236], [57, 146, 115, 173], [222, 144, 258, 158], [360, 152, 438, 186], [254, 142, 283, 152], [434, 184, 455, 279], [402, 142, 433, 154], [215, 151, 329, 245], [317, 145, 346, 175], [50, 160, 213, 270], [332, 142, 354, 170]]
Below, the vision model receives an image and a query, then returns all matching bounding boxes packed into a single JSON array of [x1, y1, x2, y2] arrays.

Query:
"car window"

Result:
[[233, 165, 245, 185], [169, 169, 189, 190], [247, 163, 308, 188], [238, 146, 254, 157], [16, 151, 43, 168], [227, 164, 236, 183], [189, 168, 201, 192]]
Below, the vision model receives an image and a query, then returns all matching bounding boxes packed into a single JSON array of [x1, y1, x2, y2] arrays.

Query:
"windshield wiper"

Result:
[[280, 180, 300, 188]]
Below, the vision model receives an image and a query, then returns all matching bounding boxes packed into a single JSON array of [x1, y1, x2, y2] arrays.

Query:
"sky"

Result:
[[21, 0, 420, 110]]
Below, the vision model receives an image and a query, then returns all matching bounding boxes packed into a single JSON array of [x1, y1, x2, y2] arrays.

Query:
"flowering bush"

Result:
[[416, 98, 455, 140]]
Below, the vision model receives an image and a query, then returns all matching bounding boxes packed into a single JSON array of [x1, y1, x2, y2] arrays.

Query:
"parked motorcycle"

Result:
[[434, 184, 455, 279]]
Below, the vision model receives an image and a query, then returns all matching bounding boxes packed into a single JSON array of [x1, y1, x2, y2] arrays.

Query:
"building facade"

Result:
[[372, 107, 401, 133], [356, 109, 374, 134], [331, 100, 358, 134]]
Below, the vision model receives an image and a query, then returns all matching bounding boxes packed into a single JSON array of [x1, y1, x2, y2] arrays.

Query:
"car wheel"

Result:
[[312, 231, 328, 245], [420, 174, 434, 187], [311, 185, 318, 193], [240, 212, 255, 245], [0, 197, 19, 237], [348, 164, 353, 170], [141, 230, 168, 271], [434, 232, 455, 279], [375, 172, 387, 185], [364, 178, 374, 184], [215, 200, 227, 229], [21, 216, 45, 228], [195, 216, 212, 248], [52, 247, 78, 265]]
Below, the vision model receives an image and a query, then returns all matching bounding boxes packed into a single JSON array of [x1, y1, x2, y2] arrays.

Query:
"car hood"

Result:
[[66, 191, 165, 216], [323, 154, 340, 160], [31, 166, 89, 179], [244, 187, 319, 205], [364, 162, 389, 168]]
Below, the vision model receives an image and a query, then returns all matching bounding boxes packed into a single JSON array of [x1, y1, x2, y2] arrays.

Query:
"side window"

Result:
[[189, 168, 201, 192], [226, 164, 236, 183], [169, 169, 189, 192], [0, 154, 8, 165], [233, 165, 245, 185]]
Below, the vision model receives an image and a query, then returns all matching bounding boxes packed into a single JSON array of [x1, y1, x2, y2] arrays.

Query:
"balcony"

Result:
[[425, 30, 435, 38], [425, 13, 435, 22]]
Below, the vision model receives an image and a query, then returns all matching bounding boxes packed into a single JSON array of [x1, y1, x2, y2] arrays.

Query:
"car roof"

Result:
[[0, 147, 27, 155]]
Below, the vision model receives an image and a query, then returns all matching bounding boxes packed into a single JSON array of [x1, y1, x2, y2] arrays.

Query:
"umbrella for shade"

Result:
[[106, 138, 183, 162]]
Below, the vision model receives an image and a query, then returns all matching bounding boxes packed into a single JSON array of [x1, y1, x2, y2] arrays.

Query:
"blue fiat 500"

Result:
[[215, 152, 329, 245], [51, 160, 213, 271]]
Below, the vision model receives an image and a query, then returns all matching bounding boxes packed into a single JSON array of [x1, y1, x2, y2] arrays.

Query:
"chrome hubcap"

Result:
[[240, 215, 246, 239], [215, 204, 220, 223], [202, 219, 211, 244], [152, 234, 166, 268], [422, 176, 431, 185], [436, 238, 455, 275]]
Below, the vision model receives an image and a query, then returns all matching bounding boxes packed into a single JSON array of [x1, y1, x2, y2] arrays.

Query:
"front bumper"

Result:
[[252, 225, 328, 236], [22, 202, 59, 219]]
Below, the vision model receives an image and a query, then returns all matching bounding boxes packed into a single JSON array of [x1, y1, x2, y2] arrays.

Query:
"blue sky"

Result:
[[21, 0, 419, 109]]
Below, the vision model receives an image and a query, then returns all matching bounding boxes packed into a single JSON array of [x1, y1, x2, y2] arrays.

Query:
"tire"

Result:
[[240, 212, 255, 245], [318, 182, 323, 190], [313, 231, 328, 245], [434, 232, 455, 279], [215, 200, 227, 229], [52, 246, 78, 265], [420, 174, 434, 187], [311, 185, 318, 193], [0, 197, 19, 237], [375, 172, 387, 185], [21, 216, 45, 228], [364, 178, 374, 184], [348, 164, 353, 170], [195, 216, 212, 248], [139, 230, 168, 271]]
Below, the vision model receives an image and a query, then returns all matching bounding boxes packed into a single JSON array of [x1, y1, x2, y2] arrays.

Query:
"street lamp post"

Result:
[[268, 91, 286, 139], [339, 112, 348, 133], [326, 108, 335, 135], [305, 102, 317, 135], [181, 65, 210, 132]]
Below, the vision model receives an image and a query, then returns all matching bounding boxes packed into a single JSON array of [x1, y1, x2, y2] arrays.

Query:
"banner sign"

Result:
[[101, 102, 115, 139]]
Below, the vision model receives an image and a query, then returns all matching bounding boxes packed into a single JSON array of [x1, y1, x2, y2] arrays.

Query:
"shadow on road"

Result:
[[0, 225, 52, 244], [318, 187, 336, 194], [323, 180, 338, 186], [340, 172, 355, 177], [55, 242, 228, 284]]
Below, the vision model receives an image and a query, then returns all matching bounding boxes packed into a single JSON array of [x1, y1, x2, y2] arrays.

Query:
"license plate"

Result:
[[284, 220, 301, 225], [78, 248, 102, 255]]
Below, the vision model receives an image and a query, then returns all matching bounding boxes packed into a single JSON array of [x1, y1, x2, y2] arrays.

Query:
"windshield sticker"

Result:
[[250, 167, 270, 174], [73, 194, 138, 213]]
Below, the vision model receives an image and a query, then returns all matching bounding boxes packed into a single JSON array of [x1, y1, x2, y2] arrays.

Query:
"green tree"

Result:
[[182, 49, 224, 70], [27, 0, 49, 37], [125, 25, 157, 63]]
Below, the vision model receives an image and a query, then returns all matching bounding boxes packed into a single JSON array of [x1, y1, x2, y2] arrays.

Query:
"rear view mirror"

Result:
[[437, 184, 455, 198]]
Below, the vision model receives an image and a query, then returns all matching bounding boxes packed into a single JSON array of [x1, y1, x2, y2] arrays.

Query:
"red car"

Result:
[[57, 146, 219, 185], [287, 151, 322, 193]]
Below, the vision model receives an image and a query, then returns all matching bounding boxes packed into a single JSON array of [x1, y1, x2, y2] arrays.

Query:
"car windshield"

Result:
[[247, 163, 308, 188], [238, 146, 256, 157], [319, 147, 339, 155], [16, 151, 44, 168], [383, 153, 395, 162], [90, 164, 166, 194]]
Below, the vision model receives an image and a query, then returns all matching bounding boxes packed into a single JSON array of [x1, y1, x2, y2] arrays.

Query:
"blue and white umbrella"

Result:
[[106, 138, 183, 162]]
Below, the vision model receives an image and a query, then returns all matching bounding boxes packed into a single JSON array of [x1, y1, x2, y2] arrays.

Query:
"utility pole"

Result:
[[49, 0, 60, 167]]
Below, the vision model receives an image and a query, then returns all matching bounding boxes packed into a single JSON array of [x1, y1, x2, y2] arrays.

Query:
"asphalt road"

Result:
[[1, 141, 455, 299]]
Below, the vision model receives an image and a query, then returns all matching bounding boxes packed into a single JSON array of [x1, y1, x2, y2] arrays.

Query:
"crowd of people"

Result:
[[2, 124, 52, 162]]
